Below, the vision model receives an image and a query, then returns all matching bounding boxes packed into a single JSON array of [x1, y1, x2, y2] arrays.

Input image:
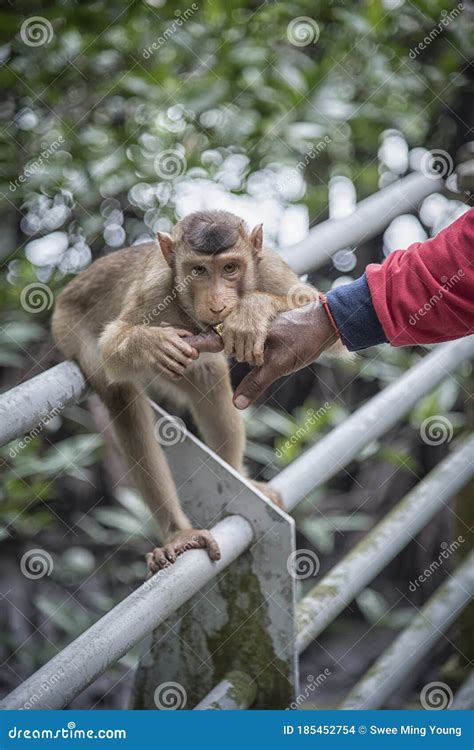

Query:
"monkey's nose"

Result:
[[210, 305, 226, 315]]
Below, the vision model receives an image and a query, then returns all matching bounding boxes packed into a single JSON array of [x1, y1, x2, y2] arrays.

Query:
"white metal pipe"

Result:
[[273, 336, 474, 512], [280, 172, 444, 274], [0, 361, 87, 447], [340, 552, 474, 710], [194, 671, 256, 710], [451, 672, 474, 710], [296, 437, 474, 655], [0, 515, 253, 710]]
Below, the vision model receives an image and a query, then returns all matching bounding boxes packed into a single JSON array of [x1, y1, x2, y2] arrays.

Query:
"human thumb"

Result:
[[186, 330, 224, 353], [233, 364, 276, 409]]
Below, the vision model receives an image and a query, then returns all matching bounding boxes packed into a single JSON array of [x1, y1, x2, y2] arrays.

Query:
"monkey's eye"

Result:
[[192, 265, 207, 276], [223, 263, 238, 275]]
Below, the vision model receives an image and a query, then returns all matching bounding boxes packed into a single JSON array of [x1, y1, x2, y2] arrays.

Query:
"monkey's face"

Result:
[[157, 212, 263, 325], [182, 249, 253, 325]]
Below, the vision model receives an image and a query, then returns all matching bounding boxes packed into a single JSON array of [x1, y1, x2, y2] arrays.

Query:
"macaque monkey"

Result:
[[52, 210, 331, 574]]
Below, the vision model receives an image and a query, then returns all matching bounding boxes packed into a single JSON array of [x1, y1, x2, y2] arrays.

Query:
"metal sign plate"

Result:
[[132, 402, 297, 709]]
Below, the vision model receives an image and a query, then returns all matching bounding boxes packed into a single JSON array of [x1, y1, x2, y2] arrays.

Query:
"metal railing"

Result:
[[1, 171, 472, 710]]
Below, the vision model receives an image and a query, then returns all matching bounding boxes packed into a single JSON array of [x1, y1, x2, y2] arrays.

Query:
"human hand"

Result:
[[232, 302, 338, 409]]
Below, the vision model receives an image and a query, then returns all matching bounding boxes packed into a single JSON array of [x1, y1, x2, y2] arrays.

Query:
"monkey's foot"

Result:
[[146, 528, 221, 577], [251, 480, 285, 510]]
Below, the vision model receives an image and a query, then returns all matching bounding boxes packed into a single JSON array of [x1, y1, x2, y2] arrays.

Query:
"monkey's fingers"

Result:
[[234, 332, 246, 363], [171, 335, 199, 359], [223, 328, 236, 358], [186, 331, 224, 354], [252, 335, 266, 367], [156, 354, 187, 379], [171, 529, 221, 561], [146, 549, 169, 574], [198, 530, 221, 561], [164, 343, 195, 368]]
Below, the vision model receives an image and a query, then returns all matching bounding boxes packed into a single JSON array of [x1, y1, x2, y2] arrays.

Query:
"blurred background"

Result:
[[0, 0, 473, 709]]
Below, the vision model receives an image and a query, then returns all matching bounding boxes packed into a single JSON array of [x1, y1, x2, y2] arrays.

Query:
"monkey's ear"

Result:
[[157, 232, 174, 266], [249, 223, 263, 259]]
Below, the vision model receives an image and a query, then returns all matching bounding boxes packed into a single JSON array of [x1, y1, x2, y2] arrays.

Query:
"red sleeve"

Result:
[[366, 209, 474, 346]]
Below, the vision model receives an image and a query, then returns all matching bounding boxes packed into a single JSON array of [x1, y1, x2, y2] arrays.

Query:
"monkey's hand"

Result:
[[222, 294, 279, 366], [143, 326, 199, 381], [100, 322, 199, 383], [146, 528, 221, 575]]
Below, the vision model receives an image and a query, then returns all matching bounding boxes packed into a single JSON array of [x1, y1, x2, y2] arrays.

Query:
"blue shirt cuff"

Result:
[[326, 274, 388, 351]]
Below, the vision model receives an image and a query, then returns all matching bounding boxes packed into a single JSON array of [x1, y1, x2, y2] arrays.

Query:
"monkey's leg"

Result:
[[100, 383, 221, 574], [53, 314, 220, 573], [182, 355, 246, 471], [182, 356, 284, 509]]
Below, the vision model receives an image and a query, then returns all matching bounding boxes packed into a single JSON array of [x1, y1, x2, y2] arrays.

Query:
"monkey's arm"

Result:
[[98, 279, 199, 384], [222, 250, 319, 365]]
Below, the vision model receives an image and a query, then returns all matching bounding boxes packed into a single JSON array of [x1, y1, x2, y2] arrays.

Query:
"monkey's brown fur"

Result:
[[52, 210, 323, 573]]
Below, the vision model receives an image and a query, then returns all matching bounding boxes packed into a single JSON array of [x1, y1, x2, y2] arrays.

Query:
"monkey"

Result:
[[52, 210, 335, 575]]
